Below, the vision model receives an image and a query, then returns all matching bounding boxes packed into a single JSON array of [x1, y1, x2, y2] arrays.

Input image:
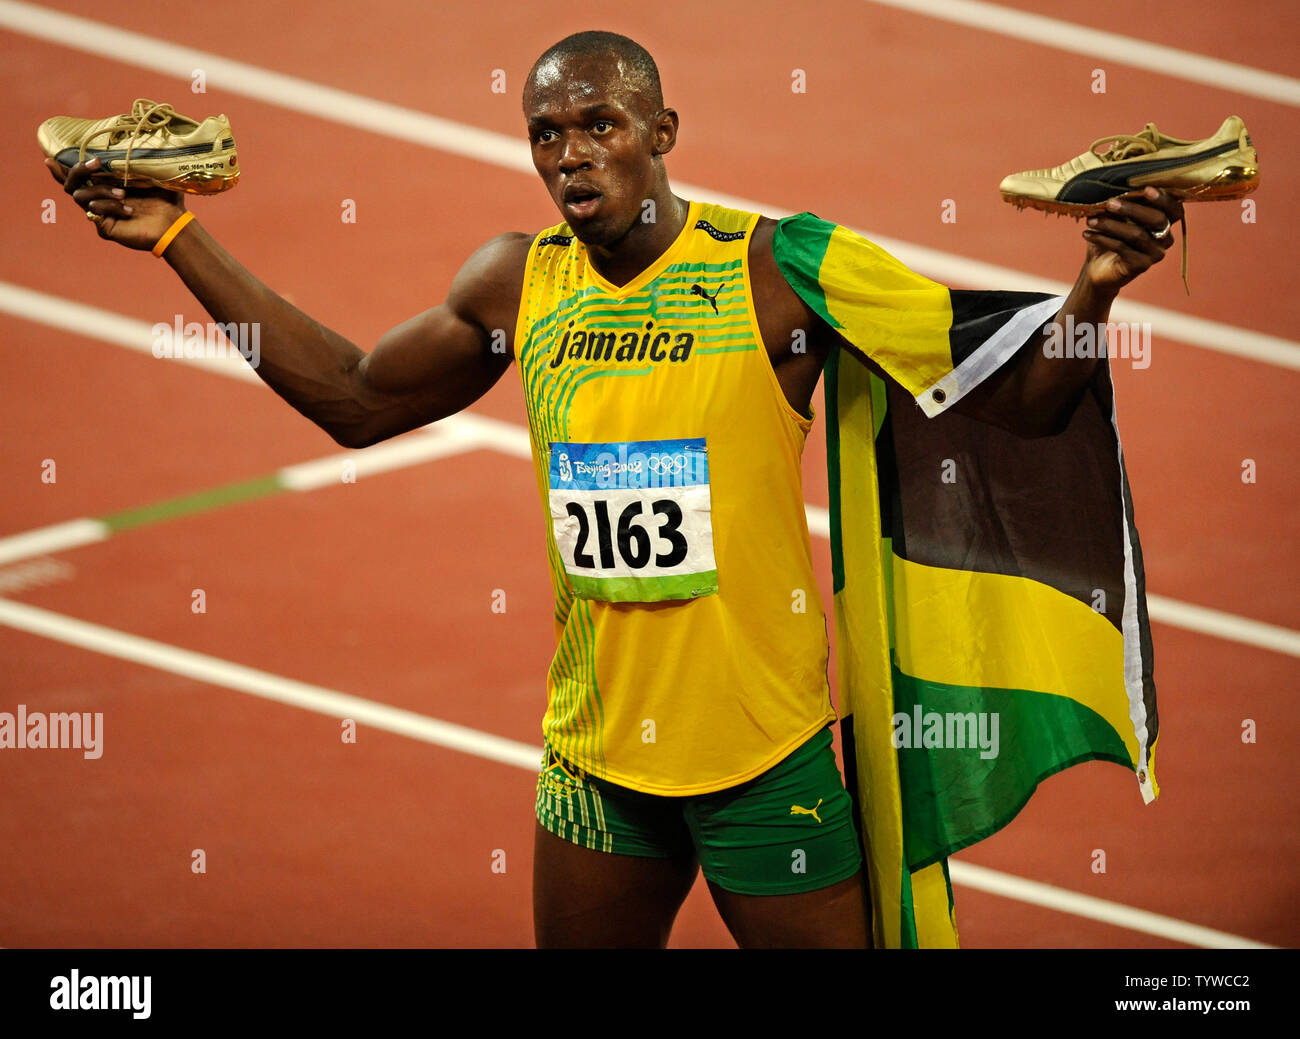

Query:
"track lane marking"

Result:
[[948, 861, 1274, 949], [0, 594, 1275, 949], [0, 519, 107, 568], [1145, 594, 1300, 659], [1, 1, 1297, 370], [862, 0, 1300, 107], [1, 286, 1296, 657], [5, 0, 1289, 951], [0, 596, 541, 771]]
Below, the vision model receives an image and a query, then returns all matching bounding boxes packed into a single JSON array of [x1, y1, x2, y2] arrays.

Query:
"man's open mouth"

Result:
[[563, 185, 603, 219]]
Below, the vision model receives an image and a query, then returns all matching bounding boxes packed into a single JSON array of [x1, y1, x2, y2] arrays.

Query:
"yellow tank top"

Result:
[[514, 200, 834, 795]]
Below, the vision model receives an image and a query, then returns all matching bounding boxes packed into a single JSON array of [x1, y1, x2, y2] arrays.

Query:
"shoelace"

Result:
[[1091, 125, 1191, 294], [1089, 125, 1161, 163], [76, 98, 178, 183]]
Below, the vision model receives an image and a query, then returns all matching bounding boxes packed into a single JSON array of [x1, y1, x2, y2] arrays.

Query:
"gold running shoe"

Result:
[[38, 97, 239, 195], [999, 115, 1258, 215]]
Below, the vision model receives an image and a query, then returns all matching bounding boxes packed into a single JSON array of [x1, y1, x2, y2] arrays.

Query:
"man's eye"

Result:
[[535, 130, 556, 143], [592, 121, 612, 133]]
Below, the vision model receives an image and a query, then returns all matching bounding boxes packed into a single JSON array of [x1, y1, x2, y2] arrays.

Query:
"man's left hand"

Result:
[[1081, 186, 1184, 295]]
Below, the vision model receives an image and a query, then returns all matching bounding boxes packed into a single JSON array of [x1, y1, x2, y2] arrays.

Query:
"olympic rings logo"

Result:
[[647, 454, 688, 475]]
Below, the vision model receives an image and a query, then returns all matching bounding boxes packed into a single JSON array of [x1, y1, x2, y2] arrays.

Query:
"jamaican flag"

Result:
[[772, 214, 1159, 949]]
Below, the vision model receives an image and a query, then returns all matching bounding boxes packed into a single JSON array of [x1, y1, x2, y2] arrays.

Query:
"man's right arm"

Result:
[[52, 157, 530, 449], [163, 221, 530, 448]]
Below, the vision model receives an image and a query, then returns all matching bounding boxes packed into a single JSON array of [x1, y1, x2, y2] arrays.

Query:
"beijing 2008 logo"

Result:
[[558, 452, 572, 481]]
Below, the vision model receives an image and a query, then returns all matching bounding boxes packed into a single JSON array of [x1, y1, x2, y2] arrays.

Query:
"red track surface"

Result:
[[1, 0, 1296, 947]]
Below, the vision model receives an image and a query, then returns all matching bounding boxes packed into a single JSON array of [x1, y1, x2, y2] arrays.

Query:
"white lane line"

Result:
[[0, 519, 107, 568], [2, 283, 1297, 658], [1147, 593, 1300, 658], [447, 411, 533, 459], [948, 860, 1276, 949], [0, 0, 533, 174], [277, 425, 486, 492], [1, 1, 1297, 371], [0, 594, 1273, 948], [812, 240, 1300, 373], [0, 282, 260, 382], [4, 0, 1287, 952], [0, 596, 541, 771], [863, 0, 1300, 107], [0, 557, 76, 595], [0, 281, 538, 458]]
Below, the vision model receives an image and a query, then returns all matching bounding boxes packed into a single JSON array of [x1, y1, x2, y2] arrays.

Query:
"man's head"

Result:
[[523, 31, 678, 246]]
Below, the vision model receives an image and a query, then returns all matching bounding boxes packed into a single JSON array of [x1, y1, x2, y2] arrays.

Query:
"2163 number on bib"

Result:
[[548, 438, 717, 602]]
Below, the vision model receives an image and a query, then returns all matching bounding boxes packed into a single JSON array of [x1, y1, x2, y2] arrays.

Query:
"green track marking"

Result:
[[100, 473, 286, 533]]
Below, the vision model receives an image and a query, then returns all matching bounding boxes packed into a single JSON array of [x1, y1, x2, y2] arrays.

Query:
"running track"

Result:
[[0, 0, 1296, 948]]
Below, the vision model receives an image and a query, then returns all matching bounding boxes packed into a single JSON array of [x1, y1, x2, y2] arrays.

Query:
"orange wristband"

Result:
[[152, 211, 196, 257]]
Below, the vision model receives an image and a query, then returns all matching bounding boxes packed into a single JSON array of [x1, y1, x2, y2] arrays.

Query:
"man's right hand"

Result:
[[45, 156, 185, 251]]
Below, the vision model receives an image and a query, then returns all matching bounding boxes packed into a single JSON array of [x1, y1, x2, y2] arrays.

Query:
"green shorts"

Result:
[[535, 726, 863, 896]]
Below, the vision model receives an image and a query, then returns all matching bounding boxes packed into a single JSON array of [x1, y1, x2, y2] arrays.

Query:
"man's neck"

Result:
[[585, 191, 689, 287]]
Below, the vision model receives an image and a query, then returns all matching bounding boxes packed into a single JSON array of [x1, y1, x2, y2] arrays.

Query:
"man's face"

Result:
[[524, 53, 672, 247]]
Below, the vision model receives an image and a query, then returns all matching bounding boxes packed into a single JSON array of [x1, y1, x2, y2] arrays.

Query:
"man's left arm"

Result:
[[957, 187, 1184, 435]]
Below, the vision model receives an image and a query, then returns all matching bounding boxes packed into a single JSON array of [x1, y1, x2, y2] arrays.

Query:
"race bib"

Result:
[[548, 438, 718, 602]]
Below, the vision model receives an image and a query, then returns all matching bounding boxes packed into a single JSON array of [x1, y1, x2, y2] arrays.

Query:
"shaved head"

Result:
[[525, 31, 663, 116], [522, 30, 681, 253]]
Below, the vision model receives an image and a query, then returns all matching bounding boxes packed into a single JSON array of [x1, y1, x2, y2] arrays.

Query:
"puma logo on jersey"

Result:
[[690, 283, 721, 313], [790, 798, 823, 823]]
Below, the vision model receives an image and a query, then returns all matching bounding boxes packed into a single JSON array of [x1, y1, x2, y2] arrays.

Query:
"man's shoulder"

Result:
[[445, 232, 534, 332], [750, 214, 778, 247], [744, 212, 833, 257], [477, 222, 583, 273], [746, 216, 801, 303], [476, 230, 537, 264], [456, 231, 534, 289], [742, 213, 834, 364]]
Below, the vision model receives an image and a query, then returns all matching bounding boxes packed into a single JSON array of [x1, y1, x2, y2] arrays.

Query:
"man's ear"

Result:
[[652, 108, 679, 156]]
